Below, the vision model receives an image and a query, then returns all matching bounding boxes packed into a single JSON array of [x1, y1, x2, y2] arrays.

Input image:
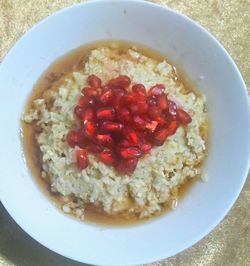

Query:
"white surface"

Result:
[[0, 1, 250, 265]]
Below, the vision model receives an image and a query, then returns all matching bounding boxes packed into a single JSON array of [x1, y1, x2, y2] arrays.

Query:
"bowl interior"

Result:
[[0, 1, 249, 265]]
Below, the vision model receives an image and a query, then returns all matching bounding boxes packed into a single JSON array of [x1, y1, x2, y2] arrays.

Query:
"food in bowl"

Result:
[[22, 42, 208, 223]]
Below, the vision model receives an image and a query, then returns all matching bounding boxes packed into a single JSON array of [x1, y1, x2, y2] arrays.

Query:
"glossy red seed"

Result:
[[132, 84, 147, 96], [99, 150, 115, 165], [74, 105, 84, 118], [133, 115, 147, 129], [148, 106, 162, 119], [96, 107, 115, 120], [78, 96, 89, 108], [82, 107, 94, 121], [96, 134, 113, 145], [84, 122, 96, 138], [123, 127, 139, 145], [140, 143, 152, 153], [87, 74, 102, 88], [119, 139, 131, 148], [154, 128, 169, 146], [125, 158, 138, 174], [158, 94, 168, 110], [168, 100, 177, 116], [120, 147, 142, 159], [147, 95, 158, 106], [156, 115, 167, 126], [149, 84, 165, 96], [123, 93, 145, 104], [108, 75, 131, 88], [136, 101, 149, 114], [129, 103, 139, 114], [66, 130, 82, 147], [82, 87, 98, 97], [102, 121, 123, 131], [76, 149, 88, 169], [146, 120, 158, 133], [167, 119, 179, 135], [117, 108, 130, 123], [176, 109, 192, 125], [99, 88, 113, 104]]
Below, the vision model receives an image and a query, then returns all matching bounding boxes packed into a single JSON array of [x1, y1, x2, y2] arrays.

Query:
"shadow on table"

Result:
[[0, 203, 87, 266]]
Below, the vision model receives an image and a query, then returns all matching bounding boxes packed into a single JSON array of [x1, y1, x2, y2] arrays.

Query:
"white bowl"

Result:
[[0, 1, 249, 265]]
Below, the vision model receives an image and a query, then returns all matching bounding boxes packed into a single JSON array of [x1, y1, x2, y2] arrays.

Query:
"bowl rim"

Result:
[[0, 0, 250, 265]]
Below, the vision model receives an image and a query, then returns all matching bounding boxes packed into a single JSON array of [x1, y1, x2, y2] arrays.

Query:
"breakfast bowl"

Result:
[[0, 0, 249, 265]]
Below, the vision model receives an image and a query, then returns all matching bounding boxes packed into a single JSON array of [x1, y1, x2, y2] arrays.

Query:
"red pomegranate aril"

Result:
[[133, 115, 147, 129], [119, 139, 131, 148], [154, 128, 169, 146], [96, 134, 113, 145], [124, 93, 145, 104], [148, 106, 162, 119], [132, 84, 146, 96], [96, 107, 115, 120], [84, 121, 96, 138], [146, 120, 158, 133], [176, 109, 192, 125], [158, 94, 168, 110], [78, 96, 88, 108], [129, 104, 139, 114], [168, 100, 177, 116], [156, 115, 167, 126], [99, 150, 115, 165], [123, 127, 139, 145], [74, 105, 84, 118], [141, 143, 152, 153], [87, 74, 102, 88], [117, 108, 130, 123], [99, 88, 113, 104], [120, 147, 142, 159], [167, 119, 179, 135], [82, 87, 98, 98], [87, 142, 104, 153], [147, 95, 158, 106], [76, 149, 88, 169], [102, 121, 123, 132], [108, 75, 131, 88], [125, 158, 138, 174], [66, 130, 82, 147], [82, 107, 94, 121], [149, 84, 165, 96]]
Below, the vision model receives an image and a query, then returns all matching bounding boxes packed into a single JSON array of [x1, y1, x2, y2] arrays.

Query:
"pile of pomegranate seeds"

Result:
[[66, 74, 192, 174]]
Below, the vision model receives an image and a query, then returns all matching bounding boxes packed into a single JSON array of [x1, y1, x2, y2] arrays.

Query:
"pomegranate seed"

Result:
[[158, 94, 168, 110], [168, 100, 177, 116], [149, 84, 165, 96], [129, 104, 139, 114], [76, 149, 88, 169], [136, 101, 149, 114], [123, 93, 145, 104], [87, 142, 104, 153], [87, 74, 102, 88], [99, 88, 113, 104], [82, 87, 98, 97], [109, 75, 131, 88], [119, 139, 131, 148], [146, 121, 158, 132], [96, 107, 115, 120], [156, 115, 167, 126], [167, 119, 179, 135], [140, 143, 152, 153], [120, 147, 142, 159], [99, 150, 115, 165], [132, 84, 146, 96], [78, 96, 89, 108], [176, 109, 192, 125], [154, 128, 169, 146], [82, 107, 94, 121], [117, 108, 131, 123], [102, 121, 123, 131], [123, 127, 139, 145], [125, 158, 138, 174], [66, 130, 82, 147], [96, 134, 113, 145], [147, 95, 158, 106], [148, 106, 162, 119], [84, 122, 96, 138], [133, 115, 147, 129], [74, 105, 84, 118]]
